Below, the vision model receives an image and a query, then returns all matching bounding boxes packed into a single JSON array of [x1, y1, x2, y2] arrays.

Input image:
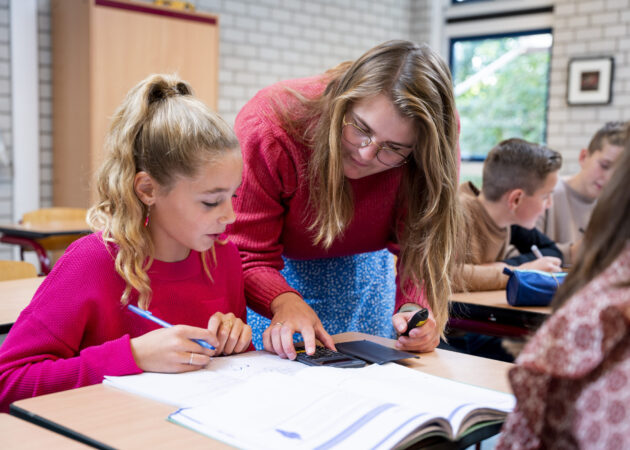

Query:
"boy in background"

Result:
[[537, 121, 625, 266], [444, 138, 563, 362], [458, 138, 563, 292]]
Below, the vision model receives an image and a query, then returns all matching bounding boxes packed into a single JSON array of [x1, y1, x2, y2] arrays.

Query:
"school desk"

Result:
[[0, 413, 89, 449], [10, 332, 513, 450], [0, 277, 44, 333], [0, 222, 90, 274], [450, 290, 551, 337]]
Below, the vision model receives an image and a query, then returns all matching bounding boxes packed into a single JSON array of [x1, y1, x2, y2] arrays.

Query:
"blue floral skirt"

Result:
[[247, 248, 397, 349]]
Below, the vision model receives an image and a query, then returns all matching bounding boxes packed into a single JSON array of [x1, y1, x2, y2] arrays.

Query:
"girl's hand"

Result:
[[130, 325, 218, 373], [263, 292, 336, 360], [392, 308, 440, 353], [207, 312, 252, 355]]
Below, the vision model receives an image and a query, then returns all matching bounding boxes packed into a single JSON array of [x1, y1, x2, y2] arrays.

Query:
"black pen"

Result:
[[401, 308, 429, 337]]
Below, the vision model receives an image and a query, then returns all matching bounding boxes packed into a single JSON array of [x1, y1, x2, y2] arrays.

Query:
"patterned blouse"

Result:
[[497, 242, 630, 450]]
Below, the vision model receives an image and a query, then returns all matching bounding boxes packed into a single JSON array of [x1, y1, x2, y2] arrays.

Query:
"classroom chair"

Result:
[[0, 260, 38, 281], [19, 207, 88, 274]]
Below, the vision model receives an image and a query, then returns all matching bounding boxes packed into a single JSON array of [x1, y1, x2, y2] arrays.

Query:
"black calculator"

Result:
[[295, 346, 366, 368]]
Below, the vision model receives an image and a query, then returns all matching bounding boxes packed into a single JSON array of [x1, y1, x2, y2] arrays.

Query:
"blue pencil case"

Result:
[[503, 268, 567, 307]]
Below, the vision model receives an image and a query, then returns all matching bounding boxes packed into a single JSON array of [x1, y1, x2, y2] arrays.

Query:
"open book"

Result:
[[104, 352, 514, 449]]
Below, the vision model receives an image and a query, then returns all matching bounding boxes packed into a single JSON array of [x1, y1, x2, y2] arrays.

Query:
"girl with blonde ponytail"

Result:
[[0, 74, 251, 410], [229, 40, 461, 359]]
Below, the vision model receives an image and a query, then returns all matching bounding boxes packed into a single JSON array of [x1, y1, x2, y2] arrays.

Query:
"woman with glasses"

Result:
[[228, 40, 461, 359]]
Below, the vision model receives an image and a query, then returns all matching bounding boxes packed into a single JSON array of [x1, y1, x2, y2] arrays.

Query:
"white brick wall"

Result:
[[38, 0, 52, 207], [188, 0, 416, 125], [411, 0, 431, 45], [0, 0, 53, 259], [0, 0, 10, 259], [548, 0, 630, 174]]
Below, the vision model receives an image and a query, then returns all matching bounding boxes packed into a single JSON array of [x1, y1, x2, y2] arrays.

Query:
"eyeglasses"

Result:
[[341, 116, 413, 167]]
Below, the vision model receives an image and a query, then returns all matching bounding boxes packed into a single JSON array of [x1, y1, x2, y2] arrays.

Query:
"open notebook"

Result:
[[104, 352, 514, 449]]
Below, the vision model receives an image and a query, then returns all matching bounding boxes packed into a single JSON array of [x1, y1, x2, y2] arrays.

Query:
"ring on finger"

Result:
[[189, 352, 194, 365], [274, 322, 283, 327]]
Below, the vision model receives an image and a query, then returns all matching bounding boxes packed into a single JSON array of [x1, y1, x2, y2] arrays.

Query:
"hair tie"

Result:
[[148, 83, 180, 105]]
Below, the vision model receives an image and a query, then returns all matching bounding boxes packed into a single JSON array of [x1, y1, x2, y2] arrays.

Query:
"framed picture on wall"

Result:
[[567, 57, 614, 105]]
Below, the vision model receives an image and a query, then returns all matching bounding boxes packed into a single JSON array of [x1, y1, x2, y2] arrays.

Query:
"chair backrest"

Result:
[[21, 207, 87, 225], [0, 260, 38, 281], [20, 207, 89, 254]]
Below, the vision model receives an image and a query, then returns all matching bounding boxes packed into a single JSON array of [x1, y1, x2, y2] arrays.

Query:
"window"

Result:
[[451, 30, 552, 161], [443, 1, 554, 185]]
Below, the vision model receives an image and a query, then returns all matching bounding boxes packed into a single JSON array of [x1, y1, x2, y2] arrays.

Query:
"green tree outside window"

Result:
[[452, 31, 552, 179]]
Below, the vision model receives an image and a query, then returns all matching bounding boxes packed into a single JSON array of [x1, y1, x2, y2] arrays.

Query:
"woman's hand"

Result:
[[263, 292, 335, 360], [207, 312, 252, 356], [392, 307, 440, 353], [519, 256, 562, 273], [130, 325, 218, 373]]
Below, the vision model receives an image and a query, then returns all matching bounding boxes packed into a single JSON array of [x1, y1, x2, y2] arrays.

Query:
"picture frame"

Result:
[[567, 57, 614, 105]]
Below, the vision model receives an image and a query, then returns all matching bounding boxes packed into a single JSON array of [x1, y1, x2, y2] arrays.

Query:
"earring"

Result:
[[144, 206, 151, 227]]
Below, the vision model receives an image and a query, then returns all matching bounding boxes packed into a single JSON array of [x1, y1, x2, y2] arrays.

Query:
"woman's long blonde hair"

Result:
[[88, 74, 239, 308], [280, 41, 461, 334]]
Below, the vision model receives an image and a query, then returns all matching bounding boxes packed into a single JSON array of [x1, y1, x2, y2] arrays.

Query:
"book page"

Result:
[[296, 363, 514, 436], [103, 351, 303, 407], [169, 371, 445, 450], [105, 351, 515, 447]]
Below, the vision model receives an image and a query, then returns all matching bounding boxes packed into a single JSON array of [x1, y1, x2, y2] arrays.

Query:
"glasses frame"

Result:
[[341, 116, 412, 168]]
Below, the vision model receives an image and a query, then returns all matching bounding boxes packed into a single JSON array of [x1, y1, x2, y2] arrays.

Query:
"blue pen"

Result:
[[127, 304, 215, 350]]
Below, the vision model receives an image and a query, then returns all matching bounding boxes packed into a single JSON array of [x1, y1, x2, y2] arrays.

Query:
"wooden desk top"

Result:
[[11, 332, 512, 449], [0, 221, 91, 239], [451, 290, 551, 315], [0, 413, 89, 449], [335, 332, 513, 393], [13, 384, 227, 449], [0, 277, 44, 329]]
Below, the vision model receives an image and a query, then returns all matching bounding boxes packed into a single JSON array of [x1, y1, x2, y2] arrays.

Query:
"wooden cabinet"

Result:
[[51, 0, 219, 207]]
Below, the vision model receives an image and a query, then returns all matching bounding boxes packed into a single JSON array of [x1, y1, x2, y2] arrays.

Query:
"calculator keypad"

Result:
[[295, 345, 367, 368]]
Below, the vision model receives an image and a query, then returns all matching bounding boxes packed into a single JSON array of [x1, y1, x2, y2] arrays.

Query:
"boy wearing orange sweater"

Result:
[[458, 138, 563, 291]]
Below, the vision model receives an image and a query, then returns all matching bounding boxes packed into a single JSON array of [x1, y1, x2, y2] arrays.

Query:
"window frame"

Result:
[[439, 0, 554, 167], [450, 27, 553, 162]]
